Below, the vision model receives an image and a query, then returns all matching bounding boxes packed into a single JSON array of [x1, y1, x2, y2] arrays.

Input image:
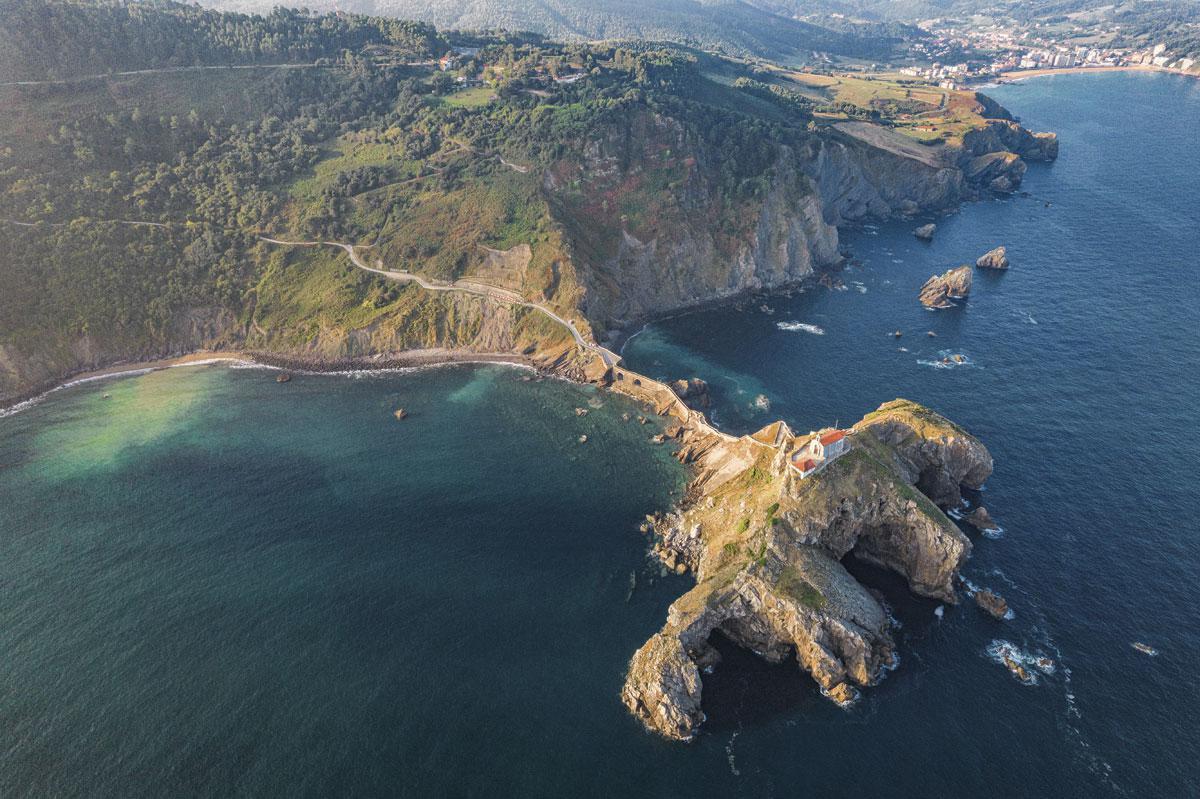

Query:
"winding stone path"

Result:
[[258, 236, 620, 367]]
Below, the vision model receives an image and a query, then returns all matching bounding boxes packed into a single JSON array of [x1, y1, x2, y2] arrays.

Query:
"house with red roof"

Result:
[[812, 430, 848, 460], [792, 457, 821, 478], [789, 429, 850, 478]]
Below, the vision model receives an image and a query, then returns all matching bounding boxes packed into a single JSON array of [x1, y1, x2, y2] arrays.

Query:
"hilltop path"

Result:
[[258, 236, 741, 442], [258, 237, 619, 368]]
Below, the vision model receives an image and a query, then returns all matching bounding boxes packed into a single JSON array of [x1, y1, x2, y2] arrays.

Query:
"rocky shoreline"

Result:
[[619, 399, 994, 740]]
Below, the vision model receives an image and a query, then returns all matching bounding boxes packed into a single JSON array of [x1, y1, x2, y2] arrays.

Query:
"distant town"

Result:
[[900, 18, 1199, 86]]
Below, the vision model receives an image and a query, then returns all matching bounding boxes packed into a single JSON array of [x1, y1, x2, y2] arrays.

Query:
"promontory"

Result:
[[621, 399, 992, 740]]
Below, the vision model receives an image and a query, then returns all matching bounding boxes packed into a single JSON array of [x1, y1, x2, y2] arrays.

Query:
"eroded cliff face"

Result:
[[0, 276, 589, 403], [624, 399, 992, 741], [545, 110, 840, 333], [0, 306, 243, 403], [0, 104, 1057, 405], [545, 109, 1055, 338]]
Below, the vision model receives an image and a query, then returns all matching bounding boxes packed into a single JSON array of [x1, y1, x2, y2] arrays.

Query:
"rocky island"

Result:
[[977, 246, 1011, 270], [919, 266, 974, 308], [620, 399, 991, 740]]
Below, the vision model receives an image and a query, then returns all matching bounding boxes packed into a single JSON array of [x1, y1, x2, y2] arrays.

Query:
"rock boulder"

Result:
[[918, 266, 973, 308], [976, 246, 1009, 270], [975, 589, 1010, 620]]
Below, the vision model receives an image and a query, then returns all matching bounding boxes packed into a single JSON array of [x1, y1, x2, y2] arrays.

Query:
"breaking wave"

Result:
[[777, 321, 825, 335]]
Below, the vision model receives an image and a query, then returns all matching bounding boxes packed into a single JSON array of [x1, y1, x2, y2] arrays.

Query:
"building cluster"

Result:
[[907, 19, 1198, 82]]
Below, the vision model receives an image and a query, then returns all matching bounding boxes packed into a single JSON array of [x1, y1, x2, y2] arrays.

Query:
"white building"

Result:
[[811, 430, 849, 460], [790, 430, 850, 478]]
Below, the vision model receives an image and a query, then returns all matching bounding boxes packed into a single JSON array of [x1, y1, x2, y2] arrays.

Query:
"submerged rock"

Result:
[[393, 408, 408, 420], [975, 589, 1010, 620], [276, 373, 291, 383], [964, 506, 997, 530], [622, 398, 993, 740], [918, 266, 973, 308], [913, 223, 937, 241], [976, 246, 1010, 270], [1004, 654, 1033, 683]]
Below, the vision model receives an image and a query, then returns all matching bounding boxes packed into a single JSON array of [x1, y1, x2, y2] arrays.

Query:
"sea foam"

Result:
[[776, 321, 825, 335]]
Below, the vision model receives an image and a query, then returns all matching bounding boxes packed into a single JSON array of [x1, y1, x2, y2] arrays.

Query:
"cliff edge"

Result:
[[622, 399, 992, 740]]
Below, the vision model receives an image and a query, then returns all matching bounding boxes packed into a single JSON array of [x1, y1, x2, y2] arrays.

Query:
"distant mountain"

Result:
[[197, 0, 926, 62]]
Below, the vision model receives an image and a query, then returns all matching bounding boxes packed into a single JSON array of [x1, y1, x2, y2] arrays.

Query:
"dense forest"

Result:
[[0, 0, 445, 82], [196, 0, 927, 64]]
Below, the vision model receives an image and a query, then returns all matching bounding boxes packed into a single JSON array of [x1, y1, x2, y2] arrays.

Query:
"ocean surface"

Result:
[[2, 72, 1198, 797]]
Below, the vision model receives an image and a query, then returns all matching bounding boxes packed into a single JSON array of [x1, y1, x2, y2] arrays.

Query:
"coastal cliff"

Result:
[[623, 399, 992, 740], [0, 100, 1055, 405]]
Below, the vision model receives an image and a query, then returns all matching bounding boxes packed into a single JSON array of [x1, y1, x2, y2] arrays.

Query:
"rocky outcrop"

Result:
[[670, 377, 712, 409], [918, 266, 973, 308], [964, 506, 997, 530], [623, 399, 992, 740], [549, 111, 842, 331], [913, 223, 937, 241], [975, 589, 1010, 620], [853, 399, 993, 507], [963, 117, 1059, 163], [976, 246, 1009, 270], [623, 548, 893, 741], [965, 151, 1026, 193]]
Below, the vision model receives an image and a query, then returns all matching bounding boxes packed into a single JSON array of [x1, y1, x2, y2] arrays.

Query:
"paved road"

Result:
[[258, 236, 620, 367]]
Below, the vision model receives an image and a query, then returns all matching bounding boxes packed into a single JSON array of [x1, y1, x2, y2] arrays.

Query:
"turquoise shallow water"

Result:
[[2, 72, 1199, 797]]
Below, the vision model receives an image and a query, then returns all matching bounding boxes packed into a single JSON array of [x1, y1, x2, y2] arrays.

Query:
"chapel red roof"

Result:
[[819, 430, 847, 446]]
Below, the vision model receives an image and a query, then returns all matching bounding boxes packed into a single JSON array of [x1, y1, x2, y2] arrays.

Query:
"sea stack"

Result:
[[918, 266, 973, 308], [913, 223, 937, 241], [976, 246, 1010, 270], [975, 590, 1010, 620], [964, 506, 997, 530]]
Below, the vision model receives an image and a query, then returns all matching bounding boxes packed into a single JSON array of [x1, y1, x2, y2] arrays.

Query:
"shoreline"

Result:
[[0, 349, 536, 418], [995, 64, 1197, 83]]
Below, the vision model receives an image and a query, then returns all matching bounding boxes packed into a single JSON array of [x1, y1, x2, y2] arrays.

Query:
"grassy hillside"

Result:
[[0, 1, 1011, 400]]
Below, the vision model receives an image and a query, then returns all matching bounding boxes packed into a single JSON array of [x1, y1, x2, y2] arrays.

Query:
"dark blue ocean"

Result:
[[2, 72, 1198, 797]]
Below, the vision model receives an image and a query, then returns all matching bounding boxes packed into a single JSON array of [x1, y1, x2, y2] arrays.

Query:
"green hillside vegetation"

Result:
[[0, 1, 1004, 400], [0, 0, 445, 81], [196, 0, 928, 65]]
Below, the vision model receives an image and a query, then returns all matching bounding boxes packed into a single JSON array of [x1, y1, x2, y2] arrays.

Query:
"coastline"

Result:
[[0, 349, 537, 417], [996, 64, 1197, 82]]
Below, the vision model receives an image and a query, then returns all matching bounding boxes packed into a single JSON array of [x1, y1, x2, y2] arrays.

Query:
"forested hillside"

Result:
[[0, 0, 444, 82], [196, 0, 926, 64], [1, 1, 1027, 402]]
